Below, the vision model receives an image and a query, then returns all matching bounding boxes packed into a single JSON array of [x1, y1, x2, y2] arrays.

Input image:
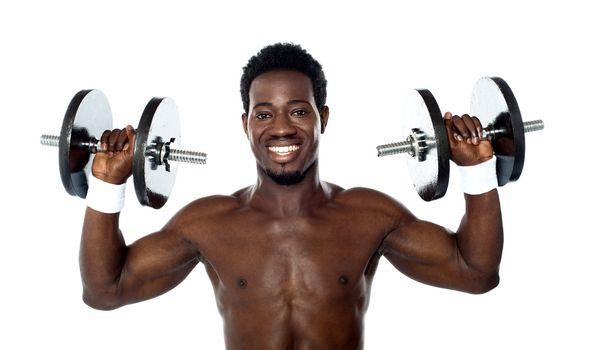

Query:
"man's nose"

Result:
[[270, 113, 297, 137]]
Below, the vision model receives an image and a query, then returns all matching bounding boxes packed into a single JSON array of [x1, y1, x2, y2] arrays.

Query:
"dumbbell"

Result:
[[40, 89, 207, 209], [376, 77, 544, 201]]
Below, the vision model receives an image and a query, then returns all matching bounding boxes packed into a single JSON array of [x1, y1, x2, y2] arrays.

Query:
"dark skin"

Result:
[[81, 70, 502, 350]]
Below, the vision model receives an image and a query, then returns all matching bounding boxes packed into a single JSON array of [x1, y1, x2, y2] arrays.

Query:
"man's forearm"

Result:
[[80, 207, 128, 309], [456, 189, 503, 286]]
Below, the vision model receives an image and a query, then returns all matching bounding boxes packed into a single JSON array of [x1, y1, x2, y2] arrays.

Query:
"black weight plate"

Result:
[[59, 89, 112, 198], [403, 89, 450, 201], [471, 77, 525, 186], [133, 97, 180, 209]]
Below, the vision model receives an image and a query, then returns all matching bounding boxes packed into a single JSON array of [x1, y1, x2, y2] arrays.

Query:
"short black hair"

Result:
[[240, 43, 327, 113]]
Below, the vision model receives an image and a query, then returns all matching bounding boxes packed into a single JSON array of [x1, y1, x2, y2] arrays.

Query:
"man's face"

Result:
[[242, 70, 329, 185]]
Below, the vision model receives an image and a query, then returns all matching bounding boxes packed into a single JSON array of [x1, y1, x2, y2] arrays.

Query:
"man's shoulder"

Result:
[[326, 184, 414, 235], [331, 184, 408, 213], [334, 185, 394, 202], [173, 187, 251, 222]]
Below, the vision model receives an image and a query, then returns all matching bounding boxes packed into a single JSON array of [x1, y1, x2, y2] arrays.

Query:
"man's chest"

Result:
[[195, 213, 386, 296]]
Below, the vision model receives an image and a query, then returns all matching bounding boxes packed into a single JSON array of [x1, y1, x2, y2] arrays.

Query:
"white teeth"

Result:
[[269, 145, 300, 154]]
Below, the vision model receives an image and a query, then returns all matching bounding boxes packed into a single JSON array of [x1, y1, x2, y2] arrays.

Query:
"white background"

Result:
[[2, 0, 588, 349]]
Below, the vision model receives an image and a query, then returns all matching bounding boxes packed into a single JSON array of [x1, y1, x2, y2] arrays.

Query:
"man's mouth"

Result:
[[267, 145, 301, 156]]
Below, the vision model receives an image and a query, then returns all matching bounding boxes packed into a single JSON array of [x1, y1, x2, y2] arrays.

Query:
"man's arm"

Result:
[[80, 209, 199, 310], [381, 190, 502, 294], [381, 113, 503, 294], [79, 126, 199, 310]]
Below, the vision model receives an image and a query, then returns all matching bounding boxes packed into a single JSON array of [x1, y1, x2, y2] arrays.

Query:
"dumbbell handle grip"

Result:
[[40, 134, 207, 165], [377, 119, 544, 157]]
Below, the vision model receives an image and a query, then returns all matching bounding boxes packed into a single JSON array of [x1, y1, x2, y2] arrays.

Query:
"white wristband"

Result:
[[457, 156, 498, 195], [86, 174, 127, 213]]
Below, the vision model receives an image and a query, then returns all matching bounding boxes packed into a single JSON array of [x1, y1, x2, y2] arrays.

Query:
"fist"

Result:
[[92, 125, 136, 184], [444, 112, 493, 166]]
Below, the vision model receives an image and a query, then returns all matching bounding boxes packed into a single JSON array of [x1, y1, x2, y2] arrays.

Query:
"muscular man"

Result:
[[80, 43, 502, 349]]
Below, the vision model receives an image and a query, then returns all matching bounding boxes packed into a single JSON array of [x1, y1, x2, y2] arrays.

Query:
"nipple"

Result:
[[339, 275, 349, 286], [237, 278, 248, 289]]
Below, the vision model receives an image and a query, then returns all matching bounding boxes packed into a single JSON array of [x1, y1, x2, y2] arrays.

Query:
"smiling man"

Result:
[[243, 70, 325, 186], [80, 43, 503, 349]]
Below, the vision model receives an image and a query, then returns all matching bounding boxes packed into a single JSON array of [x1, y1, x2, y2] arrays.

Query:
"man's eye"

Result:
[[255, 112, 271, 120], [292, 110, 307, 117]]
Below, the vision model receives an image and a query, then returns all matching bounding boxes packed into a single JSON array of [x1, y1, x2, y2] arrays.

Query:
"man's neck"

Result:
[[248, 164, 330, 217]]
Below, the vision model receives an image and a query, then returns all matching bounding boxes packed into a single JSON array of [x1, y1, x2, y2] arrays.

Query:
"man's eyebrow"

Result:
[[252, 100, 312, 110], [252, 102, 273, 110], [287, 99, 312, 106]]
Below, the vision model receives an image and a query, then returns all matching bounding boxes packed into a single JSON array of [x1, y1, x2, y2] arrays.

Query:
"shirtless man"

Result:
[[80, 43, 503, 349]]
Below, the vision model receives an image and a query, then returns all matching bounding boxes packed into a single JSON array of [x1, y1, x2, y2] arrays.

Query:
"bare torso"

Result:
[[177, 184, 399, 350], [80, 70, 503, 348]]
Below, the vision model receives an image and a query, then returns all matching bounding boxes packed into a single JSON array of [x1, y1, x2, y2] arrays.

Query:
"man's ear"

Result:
[[242, 113, 249, 139], [320, 106, 330, 134]]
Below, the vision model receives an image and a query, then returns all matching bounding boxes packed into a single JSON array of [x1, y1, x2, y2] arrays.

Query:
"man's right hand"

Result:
[[92, 125, 136, 185]]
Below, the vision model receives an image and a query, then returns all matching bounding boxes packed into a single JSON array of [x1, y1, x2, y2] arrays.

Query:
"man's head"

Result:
[[240, 43, 327, 114], [240, 44, 329, 186]]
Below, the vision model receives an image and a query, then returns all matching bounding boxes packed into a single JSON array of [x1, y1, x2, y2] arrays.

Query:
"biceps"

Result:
[[121, 258, 198, 304], [383, 220, 456, 265], [118, 231, 199, 303], [381, 220, 465, 286]]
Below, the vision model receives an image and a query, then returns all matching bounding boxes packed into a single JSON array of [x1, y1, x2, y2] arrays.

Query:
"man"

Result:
[[81, 43, 502, 349]]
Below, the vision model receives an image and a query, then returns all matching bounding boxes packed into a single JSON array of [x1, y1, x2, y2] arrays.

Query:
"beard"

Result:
[[265, 160, 317, 186]]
